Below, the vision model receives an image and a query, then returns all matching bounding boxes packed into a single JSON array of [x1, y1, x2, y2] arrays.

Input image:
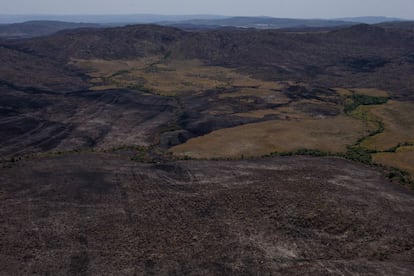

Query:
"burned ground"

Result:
[[0, 153, 413, 275], [1, 23, 414, 275], [0, 87, 177, 158]]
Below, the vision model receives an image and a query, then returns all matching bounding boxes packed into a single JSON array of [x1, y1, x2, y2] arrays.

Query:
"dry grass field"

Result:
[[335, 88, 389, 97], [72, 57, 286, 96], [360, 101, 414, 151], [373, 148, 414, 180], [346, 101, 414, 180], [171, 115, 369, 158], [72, 57, 413, 180]]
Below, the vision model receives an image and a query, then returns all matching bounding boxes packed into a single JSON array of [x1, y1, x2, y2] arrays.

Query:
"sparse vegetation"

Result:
[[386, 167, 413, 188], [264, 148, 332, 158]]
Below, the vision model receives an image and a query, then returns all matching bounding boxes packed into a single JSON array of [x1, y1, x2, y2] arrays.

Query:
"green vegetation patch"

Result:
[[344, 94, 388, 114]]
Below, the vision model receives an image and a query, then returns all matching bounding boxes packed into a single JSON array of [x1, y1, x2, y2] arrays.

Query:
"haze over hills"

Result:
[[336, 16, 407, 24], [0, 21, 101, 39], [160, 16, 357, 30], [1, 15, 414, 275], [0, 14, 411, 39], [0, 14, 229, 24]]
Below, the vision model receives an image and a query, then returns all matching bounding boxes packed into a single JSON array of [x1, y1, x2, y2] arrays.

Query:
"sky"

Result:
[[0, 0, 413, 19]]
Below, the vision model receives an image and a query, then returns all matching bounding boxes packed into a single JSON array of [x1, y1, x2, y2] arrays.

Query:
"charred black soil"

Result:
[[1, 153, 413, 275]]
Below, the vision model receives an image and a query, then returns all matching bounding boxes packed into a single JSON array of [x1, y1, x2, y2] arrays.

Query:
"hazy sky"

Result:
[[1, 0, 413, 19]]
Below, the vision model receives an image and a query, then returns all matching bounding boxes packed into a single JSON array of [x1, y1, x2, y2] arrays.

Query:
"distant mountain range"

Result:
[[0, 15, 411, 39], [335, 16, 405, 24], [0, 14, 228, 24], [161, 16, 356, 29], [0, 21, 100, 39]]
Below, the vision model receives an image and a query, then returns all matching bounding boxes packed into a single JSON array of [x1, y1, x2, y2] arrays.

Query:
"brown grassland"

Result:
[[356, 101, 414, 181], [171, 115, 369, 158], [72, 57, 413, 180], [360, 101, 414, 150], [374, 149, 414, 178], [335, 88, 390, 97], [72, 57, 287, 96]]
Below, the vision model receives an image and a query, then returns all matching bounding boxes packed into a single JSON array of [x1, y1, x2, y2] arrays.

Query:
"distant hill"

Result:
[[0, 16, 410, 36], [0, 14, 229, 24], [161, 16, 357, 29], [0, 20, 101, 39], [336, 16, 406, 24], [5, 23, 414, 99]]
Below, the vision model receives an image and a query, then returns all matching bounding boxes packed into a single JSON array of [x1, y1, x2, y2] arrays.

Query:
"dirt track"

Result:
[[1, 153, 413, 275]]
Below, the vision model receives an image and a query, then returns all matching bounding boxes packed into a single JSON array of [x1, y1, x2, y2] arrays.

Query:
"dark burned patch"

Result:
[[1, 155, 414, 274], [405, 53, 414, 64], [294, 102, 341, 117], [304, 65, 324, 76], [0, 92, 52, 112], [153, 163, 193, 183], [172, 87, 297, 141], [342, 56, 390, 72], [283, 85, 340, 103], [71, 89, 176, 111], [181, 115, 258, 136], [0, 87, 179, 157], [14, 169, 118, 203], [69, 251, 89, 276], [159, 130, 194, 148], [75, 171, 115, 194], [0, 117, 41, 138], [0, 117, 72, 156]]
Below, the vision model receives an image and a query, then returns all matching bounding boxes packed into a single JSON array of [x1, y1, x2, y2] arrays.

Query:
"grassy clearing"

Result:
[[373, 149, 414, 182], [335, 88, 389, 97], [72, 57, 286, 96], [348, 100, 414, 183], [72, 57, 412, 183], [171, 115, 369, 159], [352, 88, 389, 97], [359, 101, 414, 151]]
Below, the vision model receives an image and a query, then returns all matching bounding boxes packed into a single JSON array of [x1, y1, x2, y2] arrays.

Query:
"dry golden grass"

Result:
[[335, 88, 389, 97], [352, 88, 389, 97], [171, 115, 369, 158], [360, 101, 414, 150], [73, 57, 412, 177], [373, 149, 414, 180], [72, 57, 288, 96], [89, 85, 119, 91]]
